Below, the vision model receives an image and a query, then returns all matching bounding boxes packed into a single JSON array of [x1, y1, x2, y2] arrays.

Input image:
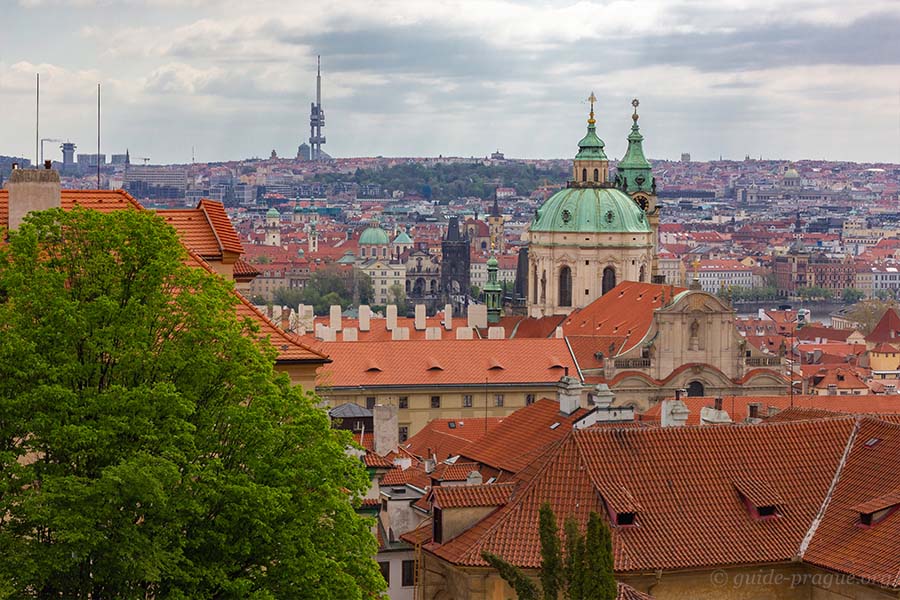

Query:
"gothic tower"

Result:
[[441, 216, 471, 306], [488, 195, 505, 253], [484, 254, 502, 323]]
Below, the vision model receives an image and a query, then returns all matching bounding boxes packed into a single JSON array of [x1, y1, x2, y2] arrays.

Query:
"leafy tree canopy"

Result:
[[0, 208, 384, 599]]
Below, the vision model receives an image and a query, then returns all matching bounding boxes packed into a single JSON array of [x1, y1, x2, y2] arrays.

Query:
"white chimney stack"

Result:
[[557, 375, 583, 416], [329, 304, 342, 331], [443, 304, 453, 330], [386, 305, 398, 331], [415, 304, 426, 330], [359, 305, 371, 331]]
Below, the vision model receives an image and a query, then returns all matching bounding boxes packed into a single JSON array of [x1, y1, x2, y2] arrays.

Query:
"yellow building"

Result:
[[317, 338, 578, 439]]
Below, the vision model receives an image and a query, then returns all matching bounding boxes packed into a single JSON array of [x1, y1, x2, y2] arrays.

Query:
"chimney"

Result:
[[443, 303, 453, 330], [466, 470, 483, 486], [373, 404, 399, 457], [767, 405, 781, 417], [661, 390, 690, 427], [714, 397, 723, 411], [424, 447, 436, 473], [386, 305, 398, 331], [358, 305, 371, 331], [826, 384, 838, 396], [455, 327, 473, 339], [468, 304, 488, 329], [590, 383, 615, 409], [414, 304, 426, 331], [329, 304, 342, 332], [7, 166, 61, 230], [557, 375, 583, 415]]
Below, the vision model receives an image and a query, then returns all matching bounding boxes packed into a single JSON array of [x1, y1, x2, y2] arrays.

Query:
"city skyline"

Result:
[[3, 0, 900, 165]]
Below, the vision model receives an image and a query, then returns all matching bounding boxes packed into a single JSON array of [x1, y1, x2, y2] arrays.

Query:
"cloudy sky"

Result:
[[2, 0, 900, 164]]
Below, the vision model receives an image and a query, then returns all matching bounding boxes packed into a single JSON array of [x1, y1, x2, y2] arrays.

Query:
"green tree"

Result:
[[482, 507, 616, 600], [388, 282, 409, 314], [563, 516, 585, 600], [584, 513, 617, 600], [539, 503, 563, 600], [301, 265, 374, 314], [0, 208, 384, 598], [841, 288, 865, 304], [846, 298, 900, 334]]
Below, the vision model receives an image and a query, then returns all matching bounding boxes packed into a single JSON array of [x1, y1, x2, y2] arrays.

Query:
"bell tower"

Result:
[[616, 99, 660, 280]]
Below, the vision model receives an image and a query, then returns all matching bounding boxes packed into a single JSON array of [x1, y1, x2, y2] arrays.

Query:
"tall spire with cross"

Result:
[[617, 97, 652, 194]]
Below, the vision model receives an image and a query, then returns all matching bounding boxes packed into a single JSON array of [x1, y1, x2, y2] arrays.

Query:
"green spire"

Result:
[[617, 98, 653, 194], [484, 254, 502, 323], [575, 92, 607, 161]]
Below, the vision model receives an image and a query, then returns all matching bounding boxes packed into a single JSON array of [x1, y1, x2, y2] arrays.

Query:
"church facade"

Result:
[[527, 97, 660, 317]]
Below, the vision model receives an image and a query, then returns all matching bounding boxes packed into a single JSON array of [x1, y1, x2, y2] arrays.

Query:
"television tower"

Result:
[[309, 55, 326, 160]]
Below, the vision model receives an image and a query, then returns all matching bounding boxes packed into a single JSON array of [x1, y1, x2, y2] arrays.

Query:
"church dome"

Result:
[[530, 187, 650, 234], [266, 207, 280, 218], [359, 226, 390, 245], [393, 231, 413, 245], [784, 167, 800, 179]]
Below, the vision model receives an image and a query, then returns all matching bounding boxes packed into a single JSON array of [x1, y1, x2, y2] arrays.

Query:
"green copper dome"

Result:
[[530, 187, 650, 234], [359, 226, 390, 245], [393, 231, 413, 245], [266, 207, 280, 217]]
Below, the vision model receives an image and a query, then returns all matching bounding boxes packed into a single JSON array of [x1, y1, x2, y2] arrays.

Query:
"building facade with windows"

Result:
[[317, 339, 578, 437]]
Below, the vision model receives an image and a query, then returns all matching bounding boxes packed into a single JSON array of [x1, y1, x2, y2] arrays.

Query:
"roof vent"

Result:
[[448, 421, 457, 429], [864, 437, 882, 448], [549, 422, 561, 430]]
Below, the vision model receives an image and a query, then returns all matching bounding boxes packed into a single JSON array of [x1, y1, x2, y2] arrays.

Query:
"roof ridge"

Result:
[[198, 200, 225, 255], [455, 434, 579, 565], [798, 416, 863, 558]]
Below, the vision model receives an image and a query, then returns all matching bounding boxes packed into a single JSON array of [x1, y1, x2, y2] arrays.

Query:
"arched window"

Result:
[[602, 266, 616, 295], [639, 265, 646, 282], [582, 168, 587, 182], [360, 247, 366, 257], [687, 381, 705, 397], [559, 266, 572, 307], [593, 168, 599, 182]]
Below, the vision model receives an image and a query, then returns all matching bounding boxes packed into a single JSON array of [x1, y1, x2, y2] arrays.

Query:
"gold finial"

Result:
[[692, 257, 700, 277], [631, 98, 640, 122], [588, 91, 597, 125]]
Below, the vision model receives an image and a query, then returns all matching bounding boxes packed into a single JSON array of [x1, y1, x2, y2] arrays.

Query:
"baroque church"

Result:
[[528, 96, 660, 317]]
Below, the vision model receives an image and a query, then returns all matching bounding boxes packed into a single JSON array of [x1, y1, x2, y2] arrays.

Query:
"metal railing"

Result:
[[613, 358, 651, 369], [745, 356, 782, 367]]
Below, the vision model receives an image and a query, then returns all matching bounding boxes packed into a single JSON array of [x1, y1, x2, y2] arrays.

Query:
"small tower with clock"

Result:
[[616, 99, 661, 281]]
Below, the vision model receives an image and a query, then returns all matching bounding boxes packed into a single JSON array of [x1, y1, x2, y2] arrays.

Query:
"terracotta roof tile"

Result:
[[432, 418, 864, 573], [867, 308, 900, 344], [458, 399, 589, 475], [197, 199, 244, 255], [618, 583, 654, 600], [431, 482, 516, 509], [562, 282, 686, 355], [804, 418, 900, 587], [403, 417, 505, 461], [319, 339, 576, 388]]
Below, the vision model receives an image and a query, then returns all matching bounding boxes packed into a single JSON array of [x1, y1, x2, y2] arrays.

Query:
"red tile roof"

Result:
[[197, 199, 244, 255], [803, 418, 900, 587], [429, 417, 891, 578], [562, 282, 686, 355], [431, 482, 516, 509], [403, 417, 505, 461], [458, 399, 589, 475], [318, 339, 576, 388], [867, 308, 900, 344], [618, 583, 654, 600], [431, 462, 481, 482]]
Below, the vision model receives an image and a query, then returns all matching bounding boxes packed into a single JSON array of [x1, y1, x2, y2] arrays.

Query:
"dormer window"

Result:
[[854, 489, 900, 528], [616, 512, 636, 526], [734, 478, 782, 521]]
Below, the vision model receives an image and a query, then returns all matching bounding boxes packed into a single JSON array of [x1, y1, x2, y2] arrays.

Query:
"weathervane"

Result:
[[632, 98, 640, 122], [588, 91, 597, 125]]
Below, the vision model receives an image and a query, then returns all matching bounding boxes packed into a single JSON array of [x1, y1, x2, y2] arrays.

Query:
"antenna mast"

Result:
[[35, 73, 40, 167], [97, 83, 101, 188]]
